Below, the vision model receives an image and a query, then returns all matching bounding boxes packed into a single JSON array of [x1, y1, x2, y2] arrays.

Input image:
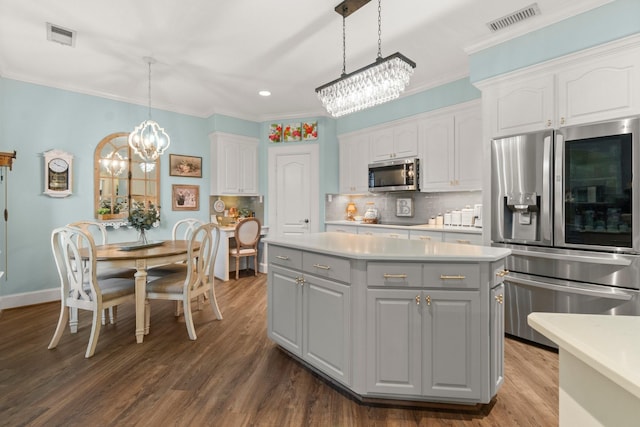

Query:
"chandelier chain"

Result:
[[342, 14, 347, 76], [147, 60, 152, 119], [377, 0, 382, 59]]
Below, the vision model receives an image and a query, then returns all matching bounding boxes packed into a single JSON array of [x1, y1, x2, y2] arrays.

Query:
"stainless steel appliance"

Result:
[[368, 158, 419, 192], [491, 117, 640, 348]]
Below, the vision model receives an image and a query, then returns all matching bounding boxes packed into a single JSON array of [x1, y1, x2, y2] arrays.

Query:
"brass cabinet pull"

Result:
[[388, 234, 400, 238], [415, 295, 420, 305], [276, 255, 290, 260], [425, 295, 431, 305], [440, 274, 466, 280], [364, 232, 373, 235], [495, 294, 504, 304], [313, 264, 331, 270], [418, 236, 431, 240], [496, 269, 509, 277], [383, 273, 408, 279], [546, 119, 552, 127], [560, 117, 566, 125], [456, 239, 471, 244], [295, 276, 305, 286]]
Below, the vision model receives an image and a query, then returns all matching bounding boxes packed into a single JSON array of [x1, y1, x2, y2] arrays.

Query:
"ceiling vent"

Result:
[[46, 22, 76, 47], [487, 3, 541, 32]]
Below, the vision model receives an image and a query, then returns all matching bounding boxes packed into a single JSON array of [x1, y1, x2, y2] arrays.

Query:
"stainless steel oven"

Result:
[[491, 117, 640, 348]]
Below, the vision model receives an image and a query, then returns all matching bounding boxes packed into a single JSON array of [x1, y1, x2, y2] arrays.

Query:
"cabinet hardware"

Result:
[[383, 273, 407, 279], [440, 275, 466, 280], [313, 264, 331, 270], [456, 239, 471, 244], [496, 269, 509, 277], [295, 276, 305, 286], [276, 255, 290, 260], [547, 119, 552, 127], [389, 234, 399, 238], [560, 117, 565, 125], [418, 236, 431, 240], [495, 294, 504, 304], [425, 295, 431, 305], [415, 295, 420, 305]]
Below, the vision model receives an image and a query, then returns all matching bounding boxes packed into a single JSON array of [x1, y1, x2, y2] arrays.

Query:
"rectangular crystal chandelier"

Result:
[[315, 0, 416, 117]]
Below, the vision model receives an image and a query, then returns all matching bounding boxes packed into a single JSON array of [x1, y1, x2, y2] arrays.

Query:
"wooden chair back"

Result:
[[234, 218, 261, 250], [172, 218, 204, 240]]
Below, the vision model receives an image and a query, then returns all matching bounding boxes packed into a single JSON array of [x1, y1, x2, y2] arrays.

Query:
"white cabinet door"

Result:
[[454, 107, 483, 191], [419, 114, 454, 191], [443, 231, 483, 246], [557, 47, 640, 127], [303, 275, 351, 385], [485, 74, 555, 137], [339, 134, 370, 194], [366, 288, 422, 395], [268, 265, 303, 356], [370, 123, 418, 162], [210, 133, 259, 195], [490, 282, 505, 397], [422, 290, 481, 400]]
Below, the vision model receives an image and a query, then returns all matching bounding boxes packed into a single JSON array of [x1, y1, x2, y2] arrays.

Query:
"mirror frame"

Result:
[[94, 132, 161, 221]]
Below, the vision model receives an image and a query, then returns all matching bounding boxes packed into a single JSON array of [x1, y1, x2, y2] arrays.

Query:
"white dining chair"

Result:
[[145, 223, 223, 340], [68, 220, 136, 324], [230, 218, 261, 280], [48, 225, 136, 358]]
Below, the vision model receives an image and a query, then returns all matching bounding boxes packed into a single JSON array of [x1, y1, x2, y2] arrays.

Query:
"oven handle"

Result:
[[510, 248, 632, 266], [505, 273, 633, 301]]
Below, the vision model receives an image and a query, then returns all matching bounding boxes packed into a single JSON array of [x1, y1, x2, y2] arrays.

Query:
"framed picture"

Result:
[[302, 121, 318, 140], [172, 184, 199, 211], [283, 123, 301, 142], [269, 123, 282, 143], [396, 198, 413, 217], [169, 154, 202, 178]]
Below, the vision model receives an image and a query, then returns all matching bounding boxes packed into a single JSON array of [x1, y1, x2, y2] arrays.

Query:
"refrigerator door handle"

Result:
[[506, 273, 634, 301], [541, 134, 553, 244], [553, 133, 565, 246], [509, 248, 632, 266]]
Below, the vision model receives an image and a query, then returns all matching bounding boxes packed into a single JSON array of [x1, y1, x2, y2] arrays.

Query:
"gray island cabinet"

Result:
[[265, 232, 510, 406]]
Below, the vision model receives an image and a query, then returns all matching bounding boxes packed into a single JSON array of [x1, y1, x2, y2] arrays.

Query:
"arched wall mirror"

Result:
[[94, 132, 160, 220]]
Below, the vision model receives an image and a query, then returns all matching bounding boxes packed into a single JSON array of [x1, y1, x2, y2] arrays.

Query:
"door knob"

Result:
[[304, 219, 309, 223]]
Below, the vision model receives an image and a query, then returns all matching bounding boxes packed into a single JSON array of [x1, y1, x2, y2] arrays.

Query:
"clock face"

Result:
[[49, 158, 69, 173]]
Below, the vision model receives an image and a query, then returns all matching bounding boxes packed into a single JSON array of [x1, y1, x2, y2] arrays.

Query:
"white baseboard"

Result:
[[0, 288, 58, 310]]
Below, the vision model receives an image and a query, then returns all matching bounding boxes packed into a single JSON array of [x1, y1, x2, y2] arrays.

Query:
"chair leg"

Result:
[[254, 254, 258, 276], [48, 302, 69, 350], [235, 256, 240, 280], [110, 306, 117, 324], [69, 307, 78, 333], [175, 301, 183, 317], [184, 295, 197, 340], [85, 308, 102, 358], [208, 283, 223, 320]]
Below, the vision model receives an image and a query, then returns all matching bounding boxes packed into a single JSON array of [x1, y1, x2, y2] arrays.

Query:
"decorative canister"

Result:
[[436, 213, 444, 225], [444, 211, 452, 226], [363, 202, 379, 224]]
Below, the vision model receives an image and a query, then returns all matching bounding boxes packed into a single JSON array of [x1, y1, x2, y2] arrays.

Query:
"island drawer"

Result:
[[302, 252, 350, 283], [423, 263, 479, 289], [367, 262, 422, 287], [268, 246, 302, 270]]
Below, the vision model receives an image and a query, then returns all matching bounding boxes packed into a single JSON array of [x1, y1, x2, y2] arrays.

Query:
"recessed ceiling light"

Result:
[[258, 90, 271, 97]]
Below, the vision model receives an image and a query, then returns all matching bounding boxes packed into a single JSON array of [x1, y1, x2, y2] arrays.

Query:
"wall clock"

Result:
[[44, 149, 73, 198]]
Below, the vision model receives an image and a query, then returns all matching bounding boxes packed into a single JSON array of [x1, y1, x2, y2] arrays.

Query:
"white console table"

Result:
[[528, 313, 640, 427]]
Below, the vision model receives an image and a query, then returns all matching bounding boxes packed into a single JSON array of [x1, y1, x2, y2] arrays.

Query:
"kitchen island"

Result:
[[265, 232, 510, 406]]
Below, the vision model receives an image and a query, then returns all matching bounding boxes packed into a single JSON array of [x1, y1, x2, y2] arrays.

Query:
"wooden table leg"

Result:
[[134, 262, 148, 343]]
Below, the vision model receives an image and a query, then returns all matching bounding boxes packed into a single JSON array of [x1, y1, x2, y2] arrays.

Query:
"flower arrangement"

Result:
[[128, 201, 160, 232]]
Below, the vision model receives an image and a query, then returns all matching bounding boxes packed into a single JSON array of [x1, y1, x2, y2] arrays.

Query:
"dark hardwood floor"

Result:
[[0, 272, 559, 426]]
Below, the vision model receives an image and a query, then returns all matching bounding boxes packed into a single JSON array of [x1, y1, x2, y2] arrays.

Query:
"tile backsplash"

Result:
[[325, 191, 482, 225]]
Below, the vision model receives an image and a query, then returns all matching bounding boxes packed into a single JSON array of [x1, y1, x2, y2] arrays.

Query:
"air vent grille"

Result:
[[487, 3, 541, 32], [46, 22, 76, 47]]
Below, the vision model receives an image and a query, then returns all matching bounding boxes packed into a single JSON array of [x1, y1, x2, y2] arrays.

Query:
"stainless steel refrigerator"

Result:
[[491, 117, 640, 348]]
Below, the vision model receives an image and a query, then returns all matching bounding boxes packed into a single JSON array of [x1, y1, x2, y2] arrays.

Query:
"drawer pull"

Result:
[[456, 239, 471, 244], [440, 275, 466, 280], [363, 232, 373, 235], [425, 295, 431, 305], [383, 273, 407, 279], [389, 234, 399, 238], [415, 295, 420, 305], [275, 255, 290, 260], [496, 269, 509, 277], [313, 264, 331, 270], [418, 236, 431, 240]]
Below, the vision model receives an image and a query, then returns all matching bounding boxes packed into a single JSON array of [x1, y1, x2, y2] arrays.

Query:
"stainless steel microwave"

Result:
[[368, 158, 419, 192]]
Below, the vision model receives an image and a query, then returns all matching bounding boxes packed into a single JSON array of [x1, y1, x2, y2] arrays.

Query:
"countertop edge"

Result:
[[325, 220, 482, 234], [528, 312, 640, 400]]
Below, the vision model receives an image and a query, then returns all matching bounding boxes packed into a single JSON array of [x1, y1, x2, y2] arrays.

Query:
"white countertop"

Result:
[[264, 232, 509, 261], [325, 220, 482, 234], [528, 312, 640, 400]]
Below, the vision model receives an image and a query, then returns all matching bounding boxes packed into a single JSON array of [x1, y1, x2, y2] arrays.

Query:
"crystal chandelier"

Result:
[[316, 0, 416, 117], [129, 57, 170, 162]]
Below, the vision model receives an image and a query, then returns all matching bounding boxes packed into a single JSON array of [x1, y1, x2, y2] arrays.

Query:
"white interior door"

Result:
[[268, 144, 319, 236]]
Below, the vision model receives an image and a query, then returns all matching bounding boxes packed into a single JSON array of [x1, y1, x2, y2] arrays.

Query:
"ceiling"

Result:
[[0, 0, 612, 122]]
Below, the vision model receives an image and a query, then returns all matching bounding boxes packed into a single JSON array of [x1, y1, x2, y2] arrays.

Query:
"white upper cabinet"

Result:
[[370, 122, 418, 162], [419, 102, 482, 192], [210, 132, 259, 195], [339, 133, 371, 194], [483, 43, 640, 138]]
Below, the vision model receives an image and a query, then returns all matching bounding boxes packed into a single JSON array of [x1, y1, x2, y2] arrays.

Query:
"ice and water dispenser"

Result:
[[503, 192, 540, 242]]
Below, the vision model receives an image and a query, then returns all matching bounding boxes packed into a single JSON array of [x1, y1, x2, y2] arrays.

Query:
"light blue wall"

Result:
[[469, 0, 640, 83]]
